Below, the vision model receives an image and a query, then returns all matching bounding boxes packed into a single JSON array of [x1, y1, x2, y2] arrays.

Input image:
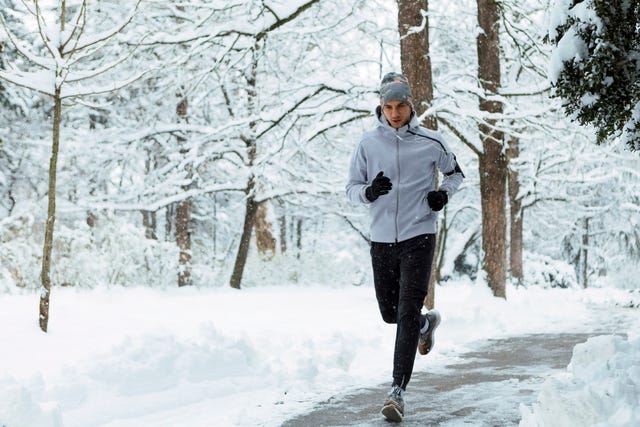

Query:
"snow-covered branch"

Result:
[[62, 0, 141, 55]]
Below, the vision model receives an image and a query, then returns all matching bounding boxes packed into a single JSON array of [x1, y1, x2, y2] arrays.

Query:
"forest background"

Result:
[[1, 0, 639, 331]]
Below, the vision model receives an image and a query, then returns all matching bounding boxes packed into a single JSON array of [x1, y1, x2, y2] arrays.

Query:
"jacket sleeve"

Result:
[[435, 136, 465, 197], [346, 140, 372, 205]]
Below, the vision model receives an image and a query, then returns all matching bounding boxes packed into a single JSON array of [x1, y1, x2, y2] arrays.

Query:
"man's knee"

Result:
[[380, 307, 398, 324]]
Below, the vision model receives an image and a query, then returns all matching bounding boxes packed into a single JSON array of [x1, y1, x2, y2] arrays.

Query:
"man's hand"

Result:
[[365, 171, 392, 202], [427, 190, 448, 211]]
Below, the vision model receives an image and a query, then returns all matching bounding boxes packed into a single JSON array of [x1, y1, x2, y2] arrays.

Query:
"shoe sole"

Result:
[[418, 309, 441, 355], [381, 403, 403, 422]]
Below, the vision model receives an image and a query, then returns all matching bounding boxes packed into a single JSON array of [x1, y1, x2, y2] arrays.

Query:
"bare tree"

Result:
[[175, 94, 192, 287], [0, 0, 143, 331], [254, 201, 276, 258], [396, 0, 439, 309], [507, 134, 523, 285], [228, 0, 328, 289], [398, 0, 436, 127], [476, 0, 507, 298]]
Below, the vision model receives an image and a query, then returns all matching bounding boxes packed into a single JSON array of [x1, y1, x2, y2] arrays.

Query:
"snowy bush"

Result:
[[236, 215, 370, 288], [0, 214, 179, 289], [0, 214, 41, 289], [241, 248, 370, 288], [523, 252, 577, 289], [440, 227, 481, 282]]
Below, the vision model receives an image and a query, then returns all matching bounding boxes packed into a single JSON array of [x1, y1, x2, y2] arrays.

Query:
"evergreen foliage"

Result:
[[547, 0, 640, 151]]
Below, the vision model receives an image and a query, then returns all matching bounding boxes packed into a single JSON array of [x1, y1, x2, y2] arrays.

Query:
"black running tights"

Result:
[[370, 234, 436, 390]]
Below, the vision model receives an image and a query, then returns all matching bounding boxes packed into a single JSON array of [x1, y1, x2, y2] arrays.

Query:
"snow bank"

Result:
[[520, 335, 640, 427], [0, 284, 637, 427], [0, 378, 63, 427]]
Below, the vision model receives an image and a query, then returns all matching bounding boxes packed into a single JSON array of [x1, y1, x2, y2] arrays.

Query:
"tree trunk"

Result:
[[175, 95, 192, 287], [142, 210, 157, 239], [279, 214, 287, 254], [254, 200, 276, 258], [142, 152, 157, 239], [425, 170, 440, 310], [477, 0, 507, 298], [229, 43, 260, 289], [434, 206, 448, 283], [39, 88, 62, 333], [165, 204, 174, 240], [230, 177, 258, 289], [397, 0, 439, 309], [508, 135, 523, 285], [176, 198, 192, 287], [296, 218, 303, 259], [582, 218, 589, 288], [398, 0, 435, 127]]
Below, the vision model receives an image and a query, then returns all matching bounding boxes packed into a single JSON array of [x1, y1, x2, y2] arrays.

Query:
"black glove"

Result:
[[427, 190, 448, 211], [365, 171, 392, 202]]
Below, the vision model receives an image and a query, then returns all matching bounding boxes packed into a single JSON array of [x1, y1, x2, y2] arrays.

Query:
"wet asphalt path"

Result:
[[281, 331, 624, 427]]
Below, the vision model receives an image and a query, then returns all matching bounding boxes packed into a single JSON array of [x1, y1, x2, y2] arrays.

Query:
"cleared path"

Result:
[[282, 332, 621, 426]]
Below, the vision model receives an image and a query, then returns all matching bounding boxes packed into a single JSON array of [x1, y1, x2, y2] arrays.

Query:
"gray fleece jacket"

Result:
[[346, 108, 464, 243]]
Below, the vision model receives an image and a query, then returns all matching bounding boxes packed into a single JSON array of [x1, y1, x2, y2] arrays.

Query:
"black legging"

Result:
[[370, 233, 436, 390]]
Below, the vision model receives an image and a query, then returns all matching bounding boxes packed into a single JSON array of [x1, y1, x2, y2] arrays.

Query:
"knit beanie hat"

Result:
[[380, 72, 414, 108]]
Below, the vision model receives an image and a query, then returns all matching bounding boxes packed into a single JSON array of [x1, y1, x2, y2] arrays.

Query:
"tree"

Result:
[[547, 0, 640, 151], [226, 0, 366, 289], [396, 0, 439, 309], [68, 0, 371, 290], [476, 0, 507, 298], [398, 0, 436, 128], [0, 0, 143, 331], [507, 134, 523, 285], [175, 94, 192, 287]]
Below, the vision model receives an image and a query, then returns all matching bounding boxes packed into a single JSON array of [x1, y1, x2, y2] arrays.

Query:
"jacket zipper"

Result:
[[395, 129, 401, 243]]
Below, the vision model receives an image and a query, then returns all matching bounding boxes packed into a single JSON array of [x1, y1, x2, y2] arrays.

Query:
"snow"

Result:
[[520, 335, 640, 427], [547, 0, 572, 41], [547, 0, 603, 83], [0, 69, 56, 97], [548, 27, 585, 84], [622, 102, 640, 151], [0, 283, 638, 427]]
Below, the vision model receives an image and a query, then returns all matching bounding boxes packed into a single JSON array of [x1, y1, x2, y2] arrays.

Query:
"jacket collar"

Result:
[[375, 105, 420, 138]]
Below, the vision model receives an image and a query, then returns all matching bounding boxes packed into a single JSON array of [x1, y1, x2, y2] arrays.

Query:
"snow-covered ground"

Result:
[[520, 334, 640, 427], [0, 281, 638, 427]]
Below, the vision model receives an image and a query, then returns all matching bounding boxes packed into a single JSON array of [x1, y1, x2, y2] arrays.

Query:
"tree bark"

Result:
[[296, 218, 303, 259], [254, 200, 276, 258], [229, 43, 260, 289], [477, 0, 507, 298], [397, 0, 439, 309], [279, 214, 287, 254], [230, 176, 258, 289], [39, 87, 62, 333], [176, 198, 192, 287], [581, 218, 589, 289], [508, 135, 523, 285], [175, 95, 192, 287], [39, 2, 67, 331], [142, 210, 157, 239], [165, 204, 174, 240], [142, 152, 157, 239], [398, 0, 436, 128], [434, 207, 448, 283]]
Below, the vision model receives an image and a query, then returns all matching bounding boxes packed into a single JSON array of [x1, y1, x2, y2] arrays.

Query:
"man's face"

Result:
[[382, 100, 412, 129]]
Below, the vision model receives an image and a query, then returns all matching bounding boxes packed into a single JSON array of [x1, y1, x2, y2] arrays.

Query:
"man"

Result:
[[346, 72, 464, 422]]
